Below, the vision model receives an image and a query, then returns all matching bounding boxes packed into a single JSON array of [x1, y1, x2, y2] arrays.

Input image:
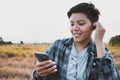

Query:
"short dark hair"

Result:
[[67, 2, 100, 23]]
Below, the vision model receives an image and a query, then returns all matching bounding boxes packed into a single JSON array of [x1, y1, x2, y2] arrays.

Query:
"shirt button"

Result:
[[90, 52, 94, 55], [93, 63, 96, 66], [74, 76, 76, 78]]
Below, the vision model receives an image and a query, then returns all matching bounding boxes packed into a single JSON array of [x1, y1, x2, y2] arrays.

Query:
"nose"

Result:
[[72, 25, 80, 30]]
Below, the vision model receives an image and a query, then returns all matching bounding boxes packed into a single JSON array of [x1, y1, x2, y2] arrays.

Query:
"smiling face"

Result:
[[69, 13, 93, 43]]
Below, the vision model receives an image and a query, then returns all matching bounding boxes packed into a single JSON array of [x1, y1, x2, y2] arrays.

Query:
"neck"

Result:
[[74, 38, 90, 53]]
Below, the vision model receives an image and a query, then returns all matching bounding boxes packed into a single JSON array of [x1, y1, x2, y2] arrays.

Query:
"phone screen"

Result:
[[34, 52, 49, 62]]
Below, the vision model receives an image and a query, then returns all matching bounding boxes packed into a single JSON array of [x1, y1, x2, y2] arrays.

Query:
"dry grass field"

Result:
[[106, 45, 120, 70], [0, 44, 120, 80], [0, 44, 49, 80]]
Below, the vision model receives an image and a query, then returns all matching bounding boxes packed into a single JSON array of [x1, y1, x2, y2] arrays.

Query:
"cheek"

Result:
[[70, 27, 73, 33], [81, 26, 92, 32]]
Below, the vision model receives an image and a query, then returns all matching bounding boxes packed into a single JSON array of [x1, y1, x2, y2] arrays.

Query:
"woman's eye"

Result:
[[79, 23, 85, 26], [70, 23, 74, 26]]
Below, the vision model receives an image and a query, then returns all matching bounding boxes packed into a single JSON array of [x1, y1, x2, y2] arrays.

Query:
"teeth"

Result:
[[74, 34, 79, 36], [74, 33, 81, 37]]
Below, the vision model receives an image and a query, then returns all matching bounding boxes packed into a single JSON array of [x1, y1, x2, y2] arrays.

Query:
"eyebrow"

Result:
[[70, 20, 85, 23]]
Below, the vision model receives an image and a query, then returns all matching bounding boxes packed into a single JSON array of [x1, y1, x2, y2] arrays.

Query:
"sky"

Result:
[[0, 0, 120, 43]]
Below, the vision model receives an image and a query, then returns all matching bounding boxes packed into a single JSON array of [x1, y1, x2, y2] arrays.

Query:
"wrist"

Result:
[[95, 41, 105, 58], [95, 40, 103, 45]]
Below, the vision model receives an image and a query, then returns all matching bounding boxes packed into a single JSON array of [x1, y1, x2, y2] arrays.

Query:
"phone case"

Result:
[[34, 52, 49, 62]]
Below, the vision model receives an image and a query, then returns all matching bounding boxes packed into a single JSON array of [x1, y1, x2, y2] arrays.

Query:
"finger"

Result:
[[39, 65, 57, 76], [37, 62, 55, 72], [40, 65, 57, 74], [41, 69, 57, 77], [36, 60, 54, 67], [93, 22, 103, 30], [97, 23, 106, 32], [96, 22, 104, 29]]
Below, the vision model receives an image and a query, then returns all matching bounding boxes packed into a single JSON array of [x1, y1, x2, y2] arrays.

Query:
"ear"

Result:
[[92, 25, 96, 30], [90, 24, 95, 30], [92, 22, 97, 30]]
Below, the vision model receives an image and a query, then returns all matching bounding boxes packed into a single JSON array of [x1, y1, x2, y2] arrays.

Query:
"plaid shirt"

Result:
[[32, 38, 120, 80]]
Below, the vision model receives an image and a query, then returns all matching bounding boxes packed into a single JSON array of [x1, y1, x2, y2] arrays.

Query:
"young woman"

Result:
[[32, 2, 120, 80]]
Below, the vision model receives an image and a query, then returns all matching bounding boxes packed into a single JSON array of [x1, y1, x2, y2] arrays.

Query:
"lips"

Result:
[[73, 33, 82, 38]]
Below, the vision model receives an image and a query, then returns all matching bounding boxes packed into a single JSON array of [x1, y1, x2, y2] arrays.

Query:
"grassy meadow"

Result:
[[0, 44, 49, 80], [0, 44, 120, 80], [106, 45, 120, 70]]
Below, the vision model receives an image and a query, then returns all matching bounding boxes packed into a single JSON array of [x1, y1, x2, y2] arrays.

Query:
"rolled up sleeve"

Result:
[[93, 48, 120, 79]]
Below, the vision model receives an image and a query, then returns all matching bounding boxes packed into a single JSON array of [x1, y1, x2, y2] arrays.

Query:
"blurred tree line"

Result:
[[0, 37, 50, 45], [0, 37, 12, 45], [109, 35, 120, 46], [1, 35, 120, 46]]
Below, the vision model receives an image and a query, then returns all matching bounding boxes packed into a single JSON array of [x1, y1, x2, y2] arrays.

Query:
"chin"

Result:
[[74, 38, 83, 43]]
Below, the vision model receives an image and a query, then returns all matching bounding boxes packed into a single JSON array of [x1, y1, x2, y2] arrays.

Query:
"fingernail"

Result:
[[53, 65, 57, 68], [49, 60, 52, 62], [54, 69, 57, 71], [52, 62, 55, 64]]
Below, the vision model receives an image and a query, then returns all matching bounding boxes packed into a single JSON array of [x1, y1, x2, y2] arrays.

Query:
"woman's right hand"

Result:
[[35, 60, 57, 77]]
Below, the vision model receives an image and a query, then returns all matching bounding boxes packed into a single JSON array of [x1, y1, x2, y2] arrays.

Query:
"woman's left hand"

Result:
[[93, 22, 106, 43]]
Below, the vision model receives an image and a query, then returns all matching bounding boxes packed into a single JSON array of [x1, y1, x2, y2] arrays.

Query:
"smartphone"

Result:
[[34, 52, 49, 62]]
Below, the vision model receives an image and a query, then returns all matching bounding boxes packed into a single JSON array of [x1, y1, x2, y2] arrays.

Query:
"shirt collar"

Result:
[[87, 39, 97, 54], [63, 37, 96, 53], [63, 37, 73, 46]]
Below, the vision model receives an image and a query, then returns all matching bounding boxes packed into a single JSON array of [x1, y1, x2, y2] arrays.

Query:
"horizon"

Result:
[[0, 0, 120, 43], [0, 36, 113, 44]]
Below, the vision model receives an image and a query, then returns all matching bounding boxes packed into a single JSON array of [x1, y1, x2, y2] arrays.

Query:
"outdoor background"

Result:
[[0, 0, 120, 80]]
